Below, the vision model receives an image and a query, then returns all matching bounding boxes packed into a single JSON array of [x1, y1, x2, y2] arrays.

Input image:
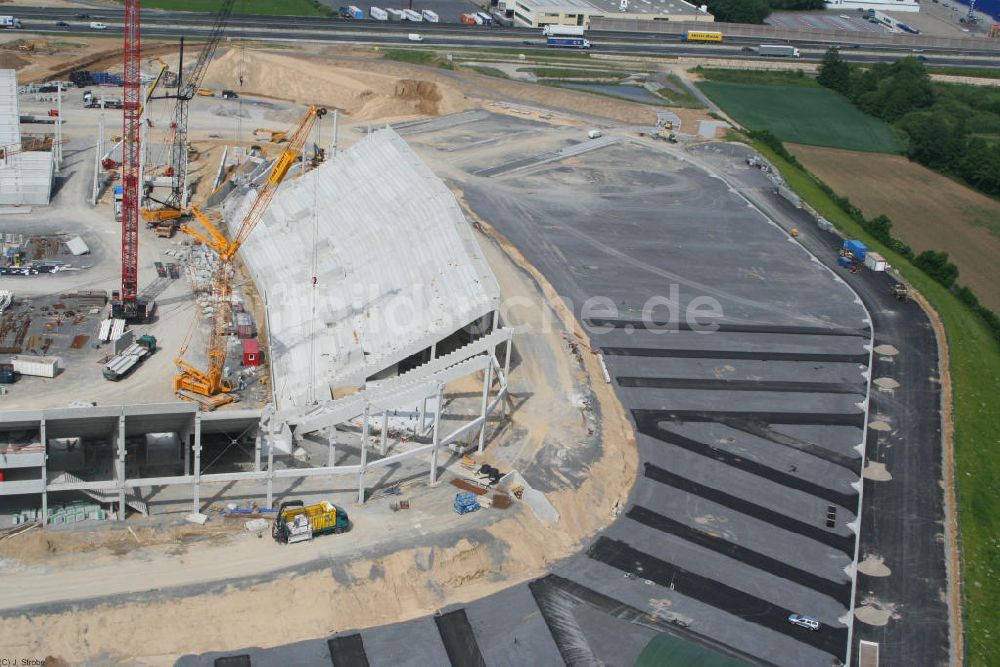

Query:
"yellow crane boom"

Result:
[[173, 105, 327, 404]]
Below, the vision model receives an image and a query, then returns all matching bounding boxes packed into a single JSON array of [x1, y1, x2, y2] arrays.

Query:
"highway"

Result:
[[8, 5, 1000, 68]]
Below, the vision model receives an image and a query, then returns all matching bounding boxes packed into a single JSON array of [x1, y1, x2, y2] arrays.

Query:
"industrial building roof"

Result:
[[223, 127, 501, 411], [513, 0, 707, 15]]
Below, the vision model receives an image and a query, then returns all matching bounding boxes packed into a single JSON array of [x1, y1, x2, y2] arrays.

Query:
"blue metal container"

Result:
[[842, 240, 868, 260], [837, 256, 854, 268]]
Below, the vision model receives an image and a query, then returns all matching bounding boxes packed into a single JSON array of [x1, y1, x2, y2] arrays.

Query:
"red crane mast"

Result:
[[113, 0, 149, 320]]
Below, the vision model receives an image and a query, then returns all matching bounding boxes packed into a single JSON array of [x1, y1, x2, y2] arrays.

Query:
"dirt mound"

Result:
[[201, 49, 468, 122]]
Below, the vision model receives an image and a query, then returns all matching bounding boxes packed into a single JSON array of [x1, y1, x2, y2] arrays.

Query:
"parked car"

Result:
[[788, 614, 820, 631]]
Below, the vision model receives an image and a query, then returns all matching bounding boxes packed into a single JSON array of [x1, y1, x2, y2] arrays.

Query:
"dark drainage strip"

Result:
[[434, 609, 487, 667], [327, 634, 370, 667], [601, 347, 870, 364], [635, 409, 862, 474], [636, 416, 857, 506], [644, 463, 855, 555], [618, 376, 864, 395], [650, 409, 866, 429], [627, 505, 852, 605], [587, 537, 848, 660], [586, 318, 869, 337]]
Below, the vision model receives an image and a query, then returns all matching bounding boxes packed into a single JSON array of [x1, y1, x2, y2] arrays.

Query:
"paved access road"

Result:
[[691, 141, 949, 666]]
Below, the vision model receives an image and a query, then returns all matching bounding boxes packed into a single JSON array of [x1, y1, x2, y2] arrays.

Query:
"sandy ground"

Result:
[[790, 143, 1000, 311]]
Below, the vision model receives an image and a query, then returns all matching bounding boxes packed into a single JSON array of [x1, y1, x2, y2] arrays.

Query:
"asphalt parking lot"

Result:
[[767, 11, 889, 33]]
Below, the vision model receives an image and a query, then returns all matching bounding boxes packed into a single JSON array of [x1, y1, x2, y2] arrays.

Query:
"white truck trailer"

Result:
[[759, 44, 800, 57]]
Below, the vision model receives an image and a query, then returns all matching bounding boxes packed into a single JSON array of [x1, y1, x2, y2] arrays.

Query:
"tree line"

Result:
[[817, 49, 1000, 196], [705, 0, 825, 24]]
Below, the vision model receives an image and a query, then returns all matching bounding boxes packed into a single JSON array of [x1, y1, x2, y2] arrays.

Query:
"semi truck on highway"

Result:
[[759, 44, 800, 57], [684, 30, 723, 42], [0, 16, 23, 29], [543, 24, 585, 37], [547, 36, 591, 49]]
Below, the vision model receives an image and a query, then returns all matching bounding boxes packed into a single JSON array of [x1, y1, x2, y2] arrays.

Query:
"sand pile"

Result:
[[201, 49, 470, 122]]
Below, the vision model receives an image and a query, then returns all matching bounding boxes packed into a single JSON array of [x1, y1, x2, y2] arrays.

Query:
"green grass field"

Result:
[[751, 140, 1000, 667], [699, 82, 902, 153], [119, 0, 327, 15]]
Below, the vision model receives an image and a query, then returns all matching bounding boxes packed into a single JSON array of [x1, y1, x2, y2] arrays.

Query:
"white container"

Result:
[[402, 9, 422, 21], [370, 6, 388, 20], [421, 9, 439, 22], [587, 130, 603, 139], [386, 8, 403, 19], [11, 356, 58, 378], [865, 251, 887, 272]]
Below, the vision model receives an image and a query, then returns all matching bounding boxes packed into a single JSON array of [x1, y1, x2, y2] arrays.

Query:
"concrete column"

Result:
[[266, 423, 275, 509], [429, 384, 443, 485], [380, 410, 389, 456], [327, 426, 337, 467], [55, 83, 62, 172], [478, 357, 493, 453], [331, 109, 339, 158], [192, 412, 202, 513], [358, 405, 370, 504], [184, 428, 191, 476], [254, 430, 262, 472], [491, 309, 499, 333], [501, 339, 512, 420], [117, 412, 126, 519], [39, 418, 47, 524], [418, 396, 427, 436]]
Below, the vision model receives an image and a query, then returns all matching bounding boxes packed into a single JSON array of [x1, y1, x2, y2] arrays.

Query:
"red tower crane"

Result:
[[112, 0, 151, 321]]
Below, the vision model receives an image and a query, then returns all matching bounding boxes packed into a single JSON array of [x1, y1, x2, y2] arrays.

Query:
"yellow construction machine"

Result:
[[172, 105, 327, 407]]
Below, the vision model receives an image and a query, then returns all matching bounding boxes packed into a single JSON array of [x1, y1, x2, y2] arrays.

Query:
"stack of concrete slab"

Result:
[[222, 127, 500, 410]]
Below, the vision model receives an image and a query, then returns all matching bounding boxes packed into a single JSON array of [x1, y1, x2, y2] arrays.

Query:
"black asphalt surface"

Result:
[[688, 143, 950, 666], [170, 121, 946, 666]]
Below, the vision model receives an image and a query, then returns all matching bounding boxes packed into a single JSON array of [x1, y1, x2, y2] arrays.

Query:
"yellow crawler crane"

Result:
[[172, 105, 326, 406]]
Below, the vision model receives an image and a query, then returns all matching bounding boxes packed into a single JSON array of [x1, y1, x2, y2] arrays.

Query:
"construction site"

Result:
[[0, 2, 959, 666]]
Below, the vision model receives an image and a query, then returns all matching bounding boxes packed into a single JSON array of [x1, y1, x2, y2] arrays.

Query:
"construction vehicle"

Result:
[[172, 106, 326, 407], [639, 128, 678, 143], [253, 128, 288, 143], [102, 335, 157, 381], [196, 87, 214, 97], [272, 500, 350, 543], [892, 283, 909, 302]]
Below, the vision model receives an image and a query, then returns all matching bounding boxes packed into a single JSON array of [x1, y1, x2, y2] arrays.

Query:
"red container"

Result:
[[242, 339, 261, 367], [0, 470, 6, 482]]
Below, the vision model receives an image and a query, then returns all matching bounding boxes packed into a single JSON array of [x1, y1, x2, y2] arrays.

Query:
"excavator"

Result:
[[172, 105, 326, 408]]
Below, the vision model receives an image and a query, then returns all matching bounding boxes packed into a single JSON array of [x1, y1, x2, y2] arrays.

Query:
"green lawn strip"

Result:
[[546, 82, 667, 105], [929, 66, 1000, 80], [752, 141, 1000, 667], [519, 67, 630, 79], [693, 66, 819, 87], [464, 65, 509, 79], [115, 0, 328, 14], [699, 82, 901, 153], [381, 48, 450, 68], [656, 73, 705, 109]]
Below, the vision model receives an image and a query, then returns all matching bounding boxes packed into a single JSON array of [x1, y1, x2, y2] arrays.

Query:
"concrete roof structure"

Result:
[[222, 127, 501, 411], [0, 69, 53, 206], [506, 0, 713, 27]]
